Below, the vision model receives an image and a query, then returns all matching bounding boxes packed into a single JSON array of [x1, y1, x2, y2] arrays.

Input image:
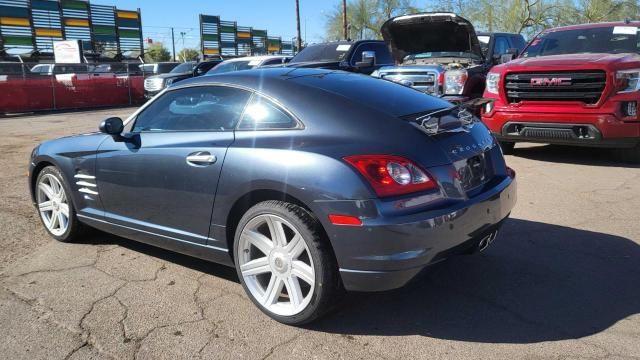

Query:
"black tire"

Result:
[[34, 166, 86, 242], [500, 141, 516, 155], [613, 144, 640, 164], [233, 200, 342, 325]]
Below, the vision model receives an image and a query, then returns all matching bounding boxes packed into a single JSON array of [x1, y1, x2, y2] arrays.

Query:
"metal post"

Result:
[[342, 0, 348, 40], [171, 27, 176, 61], [295, 0, 302, 52]]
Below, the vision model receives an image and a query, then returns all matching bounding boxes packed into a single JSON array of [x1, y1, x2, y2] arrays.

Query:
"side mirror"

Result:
[[500, 54, 515, 64], [505, 48, 520, 57], [500, 48, 519, 64], [355, 50, 376, 68], [99, 117, 124, 135]]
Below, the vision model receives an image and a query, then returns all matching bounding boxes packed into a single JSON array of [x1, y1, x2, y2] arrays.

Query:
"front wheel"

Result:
[[35, 166, 85, 242], [233, 201, 342, 325]]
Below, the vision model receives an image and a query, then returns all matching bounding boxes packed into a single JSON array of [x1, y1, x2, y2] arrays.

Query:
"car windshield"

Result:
[[522, 25, 640, 57], [208, 60, 255, 74], [289, 43, 351, 63], [170, 62, 195, 74]]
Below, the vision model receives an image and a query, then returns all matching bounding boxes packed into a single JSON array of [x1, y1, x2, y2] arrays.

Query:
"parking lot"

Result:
[[0, 108, 639, 360]]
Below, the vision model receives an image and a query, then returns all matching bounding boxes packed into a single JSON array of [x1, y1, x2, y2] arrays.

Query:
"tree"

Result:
[[144, 43, 171, 62], [324, 0, 418, 41], [177, 48, 199, 62], [326, 0, 640, 40]]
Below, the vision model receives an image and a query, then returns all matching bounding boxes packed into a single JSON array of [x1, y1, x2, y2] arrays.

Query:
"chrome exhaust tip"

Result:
[[477, 230, 498, 253]]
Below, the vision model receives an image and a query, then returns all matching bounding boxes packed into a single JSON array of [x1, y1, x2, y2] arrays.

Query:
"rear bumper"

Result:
[[482, 111, 640, 148], [333, 175, 516, 292]]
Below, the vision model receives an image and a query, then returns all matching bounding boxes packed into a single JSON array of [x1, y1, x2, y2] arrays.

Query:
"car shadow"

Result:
[[511, 143, 640, 168], [80, 231, 239, 283], [311, 218, 640, 343], [79, 218, 640, 344]]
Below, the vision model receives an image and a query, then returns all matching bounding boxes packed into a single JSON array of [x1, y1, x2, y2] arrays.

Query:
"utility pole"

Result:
[[171, 27, 176, 61], [295, 0, 302, 52], [342, 0, 348, 40]]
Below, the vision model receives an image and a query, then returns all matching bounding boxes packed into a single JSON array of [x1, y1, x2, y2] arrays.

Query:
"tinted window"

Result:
[[494, 36, 510, 56], [132, 86, 251, 132], [169, 62, 196, 74], [158, 63, 178, 73], [208, 60, 254, 74], [237, 96, 298, 130], [261, 58, 285, 66], [53, 64, 87, 74], [351, 43, 394, 65], [289, 43, 352, 63], [523, 26, 640, 57]]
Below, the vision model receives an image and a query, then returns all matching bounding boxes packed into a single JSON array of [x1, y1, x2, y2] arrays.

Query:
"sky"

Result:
[[90, 0, 430, 52]]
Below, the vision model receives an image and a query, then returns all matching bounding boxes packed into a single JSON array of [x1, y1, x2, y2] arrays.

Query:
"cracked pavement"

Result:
[[1, 108, 639, 359]]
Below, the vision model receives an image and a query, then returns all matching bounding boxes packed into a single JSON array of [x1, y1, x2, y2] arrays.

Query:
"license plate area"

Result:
[[455, 152, 491, 192]]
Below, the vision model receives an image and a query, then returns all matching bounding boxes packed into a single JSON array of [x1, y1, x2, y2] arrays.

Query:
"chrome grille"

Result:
[[144, 78, 164, 92], [504, 71, 606, 104], [379, 71, 439, 94]]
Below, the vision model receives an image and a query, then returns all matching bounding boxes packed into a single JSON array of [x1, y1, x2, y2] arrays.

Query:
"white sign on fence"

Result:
[[53, 40, 83, 64]]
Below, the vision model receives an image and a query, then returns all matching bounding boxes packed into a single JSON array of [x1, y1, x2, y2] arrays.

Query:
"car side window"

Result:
[[494, 36, 510, 57], [237, 95, 299, 130], [132, 86, 252, 132], [262, 58, 284, 66], [351, 43, 394, 65]]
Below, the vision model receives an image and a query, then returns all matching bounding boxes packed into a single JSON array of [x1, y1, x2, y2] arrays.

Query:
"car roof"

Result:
[[177, 67, 448, 118], [542, 21, 640, 33]]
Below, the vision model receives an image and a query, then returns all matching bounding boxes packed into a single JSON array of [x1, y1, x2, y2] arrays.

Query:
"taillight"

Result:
[[344, 155, 438, 197]]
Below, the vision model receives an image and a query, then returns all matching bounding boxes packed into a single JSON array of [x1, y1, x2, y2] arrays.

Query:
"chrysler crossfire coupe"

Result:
[[29, 68, 516, 324]]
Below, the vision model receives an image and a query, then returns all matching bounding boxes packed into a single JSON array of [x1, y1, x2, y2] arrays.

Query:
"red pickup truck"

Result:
[[481, 22, 640, 162]]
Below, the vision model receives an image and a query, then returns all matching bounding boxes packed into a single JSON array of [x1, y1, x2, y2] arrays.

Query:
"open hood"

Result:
[[381, 12, 484, 64]]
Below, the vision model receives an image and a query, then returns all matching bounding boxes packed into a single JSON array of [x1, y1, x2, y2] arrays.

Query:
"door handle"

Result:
[[186, 152, 217, 166]]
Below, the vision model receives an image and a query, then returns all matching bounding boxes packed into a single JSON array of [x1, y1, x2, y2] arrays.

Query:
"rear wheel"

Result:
[[35, 166, 85, 242], [499, 141, 516, 155], [233, 201, 341, 325]]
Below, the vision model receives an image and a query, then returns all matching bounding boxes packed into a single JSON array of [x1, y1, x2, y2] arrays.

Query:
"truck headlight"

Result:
[[444, 69, 467, 95], [616, 69, 640, 93], [371, 70, 380, 78], [486, 72, 501, 95]]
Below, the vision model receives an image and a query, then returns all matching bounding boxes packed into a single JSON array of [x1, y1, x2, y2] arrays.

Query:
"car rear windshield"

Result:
[[522, 25, 640, 57], [289, 43, 351, 63]]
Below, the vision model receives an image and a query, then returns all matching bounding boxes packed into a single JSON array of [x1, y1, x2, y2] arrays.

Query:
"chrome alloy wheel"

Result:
[[36, 173, 69, 237], [238, 214, 315, 317]]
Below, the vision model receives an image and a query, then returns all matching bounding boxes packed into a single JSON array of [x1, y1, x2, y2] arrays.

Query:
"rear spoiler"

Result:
[[408, 98, 493, 135]]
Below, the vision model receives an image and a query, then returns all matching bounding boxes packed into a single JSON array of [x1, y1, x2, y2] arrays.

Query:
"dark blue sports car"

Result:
[[29, 68, 516, 324]]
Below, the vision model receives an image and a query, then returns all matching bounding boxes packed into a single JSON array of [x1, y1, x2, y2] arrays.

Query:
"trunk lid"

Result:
[[381, 12, 484, 64]]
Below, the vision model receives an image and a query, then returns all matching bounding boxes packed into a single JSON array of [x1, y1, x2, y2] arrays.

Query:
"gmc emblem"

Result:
[[530, 77, 572, 86]]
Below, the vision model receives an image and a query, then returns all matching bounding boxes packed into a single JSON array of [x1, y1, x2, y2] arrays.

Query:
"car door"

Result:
[[95, 85, 252, 244]]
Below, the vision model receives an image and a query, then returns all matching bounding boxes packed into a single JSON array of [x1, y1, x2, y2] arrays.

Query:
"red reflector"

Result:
[[507, 166, 516, 178], [329, 214, 363, 226]]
